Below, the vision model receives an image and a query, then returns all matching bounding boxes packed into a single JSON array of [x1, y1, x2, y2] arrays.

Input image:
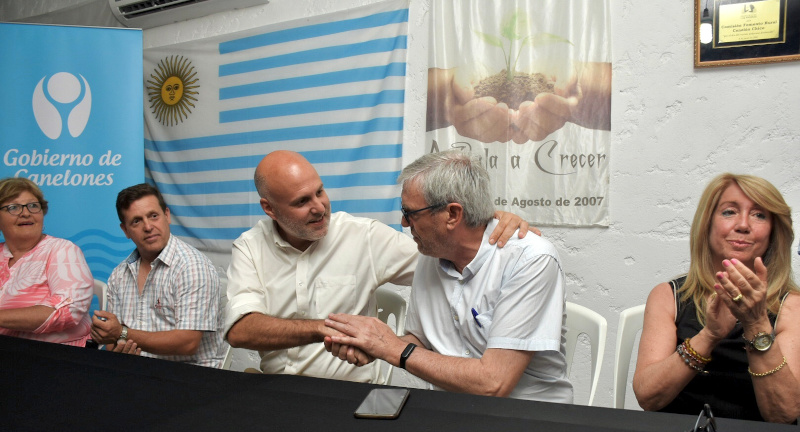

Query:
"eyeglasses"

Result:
[[401, 203, 445, 224], [686, 404, 716, 432], [0, 202, 43, 216]]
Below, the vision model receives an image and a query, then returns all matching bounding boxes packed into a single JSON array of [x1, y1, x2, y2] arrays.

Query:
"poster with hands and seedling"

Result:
[[425, 0, 611, 226]]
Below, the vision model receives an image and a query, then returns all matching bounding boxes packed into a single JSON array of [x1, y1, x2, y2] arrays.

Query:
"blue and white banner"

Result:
[[143, 0, 409, 267], [0, 23, 144, 282]]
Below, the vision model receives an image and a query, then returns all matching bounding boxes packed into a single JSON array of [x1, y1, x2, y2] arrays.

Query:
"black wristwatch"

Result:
[[743, 331, 774, 352], [399, 343, 416, 369]]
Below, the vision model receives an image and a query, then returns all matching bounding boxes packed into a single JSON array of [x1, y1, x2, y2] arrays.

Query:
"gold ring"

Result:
[[732, 293, 743, 302]]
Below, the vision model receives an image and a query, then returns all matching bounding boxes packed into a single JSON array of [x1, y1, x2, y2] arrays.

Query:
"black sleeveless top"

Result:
[[657, 276, 777, 422]]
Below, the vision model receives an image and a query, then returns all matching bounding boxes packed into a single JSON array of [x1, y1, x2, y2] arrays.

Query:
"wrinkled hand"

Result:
[[554, 62, 612, 131], [324, 314, 402, 361], [510, 62, 611, 143], [111, 340, 142, 356], [510, 93, 572, 143], [714, 257, 770, 329], [450, 70, 514, 143], [428, 68, 514, 143], [320, 322, 374, 366], [704, 291, 738, 341], [323, 337, 374, 366], [90, 311, 123, 344]]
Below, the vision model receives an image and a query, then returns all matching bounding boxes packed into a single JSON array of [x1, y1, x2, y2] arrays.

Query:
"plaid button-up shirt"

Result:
[[108, 235, 224, 368]]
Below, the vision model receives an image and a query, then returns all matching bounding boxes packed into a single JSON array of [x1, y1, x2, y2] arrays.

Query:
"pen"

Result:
[[471, 308, 482, 328]]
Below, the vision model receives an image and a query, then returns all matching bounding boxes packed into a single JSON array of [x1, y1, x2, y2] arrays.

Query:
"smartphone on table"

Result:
[[353, 388, 410, 419]]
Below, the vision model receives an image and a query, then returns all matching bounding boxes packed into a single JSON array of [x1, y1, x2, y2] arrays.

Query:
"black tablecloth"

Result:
[[0, 335, 794, 432]]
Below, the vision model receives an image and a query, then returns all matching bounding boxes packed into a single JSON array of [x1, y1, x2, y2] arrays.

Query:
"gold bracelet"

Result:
[[684, 338, 712, 364], [748, 356, 787, 377]]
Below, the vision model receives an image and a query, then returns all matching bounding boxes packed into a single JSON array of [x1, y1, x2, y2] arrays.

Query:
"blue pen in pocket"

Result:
[[471, 308, 482, 328]]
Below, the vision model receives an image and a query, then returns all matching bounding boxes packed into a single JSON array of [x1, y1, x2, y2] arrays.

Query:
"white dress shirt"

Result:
[[225, 212, 417, 383], [405, 220, 573, 402]]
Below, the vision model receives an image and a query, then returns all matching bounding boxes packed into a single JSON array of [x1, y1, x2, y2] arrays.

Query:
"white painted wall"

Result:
[[5, 0, 800, 409]]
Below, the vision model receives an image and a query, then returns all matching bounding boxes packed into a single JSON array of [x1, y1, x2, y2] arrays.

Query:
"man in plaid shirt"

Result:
[[90, 184, 224, 368]]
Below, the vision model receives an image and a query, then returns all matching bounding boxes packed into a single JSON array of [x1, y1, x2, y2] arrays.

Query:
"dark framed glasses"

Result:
[[0, 202, 43, 216], [400, 203, 445, 224]]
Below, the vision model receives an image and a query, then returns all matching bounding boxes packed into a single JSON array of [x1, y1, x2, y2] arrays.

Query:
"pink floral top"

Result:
[[0, 235, 93, 346]]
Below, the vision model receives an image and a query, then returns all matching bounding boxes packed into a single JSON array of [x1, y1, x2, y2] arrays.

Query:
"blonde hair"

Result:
[[682, 173, 797, 324]]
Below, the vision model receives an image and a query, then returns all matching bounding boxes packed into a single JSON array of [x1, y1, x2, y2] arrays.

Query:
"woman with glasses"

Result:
[[0, 177, 93, 346], [633, 174, 800, 423]]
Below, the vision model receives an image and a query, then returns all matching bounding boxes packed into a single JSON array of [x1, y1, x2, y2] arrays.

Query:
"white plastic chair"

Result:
[[613, 304, 646, 409], [376, 286, 407, 384], [93, 279, 108, 312], [564, 301, 607, 406]]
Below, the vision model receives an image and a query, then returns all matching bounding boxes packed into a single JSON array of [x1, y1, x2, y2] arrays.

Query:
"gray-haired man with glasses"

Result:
[[325, 150, 572, 402]]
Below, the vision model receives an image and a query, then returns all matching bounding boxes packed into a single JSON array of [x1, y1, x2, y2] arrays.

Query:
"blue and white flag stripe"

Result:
[[219, 63, 406, 100], [143, 0, 409, 267], [219, 36, 408, 76], [218, 9, 409, 54], [145, 118, 404, 152], [146, 144, 401, 173], [153, 171, 400, 197], [220, 89, 405, 123]]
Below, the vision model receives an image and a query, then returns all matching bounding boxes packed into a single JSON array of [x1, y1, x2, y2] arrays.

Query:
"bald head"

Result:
[[254, 150, 317, 200], [253, 150, 331, 250]]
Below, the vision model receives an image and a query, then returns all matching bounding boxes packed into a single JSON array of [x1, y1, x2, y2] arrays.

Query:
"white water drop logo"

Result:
[[32, 72, 92, 139]]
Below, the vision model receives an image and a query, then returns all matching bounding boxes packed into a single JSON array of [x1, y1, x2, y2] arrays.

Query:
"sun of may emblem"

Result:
[[146, 55, 199, 126]]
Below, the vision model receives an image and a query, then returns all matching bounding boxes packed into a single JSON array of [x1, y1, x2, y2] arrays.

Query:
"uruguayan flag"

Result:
[[143, 0, 409, 267]]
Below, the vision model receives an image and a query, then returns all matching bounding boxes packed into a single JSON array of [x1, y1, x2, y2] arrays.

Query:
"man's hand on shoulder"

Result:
[[490, 211, 541, 247]]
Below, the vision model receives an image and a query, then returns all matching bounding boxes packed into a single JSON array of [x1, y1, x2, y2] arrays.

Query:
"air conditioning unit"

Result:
[[108, 0, 268, 29]]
